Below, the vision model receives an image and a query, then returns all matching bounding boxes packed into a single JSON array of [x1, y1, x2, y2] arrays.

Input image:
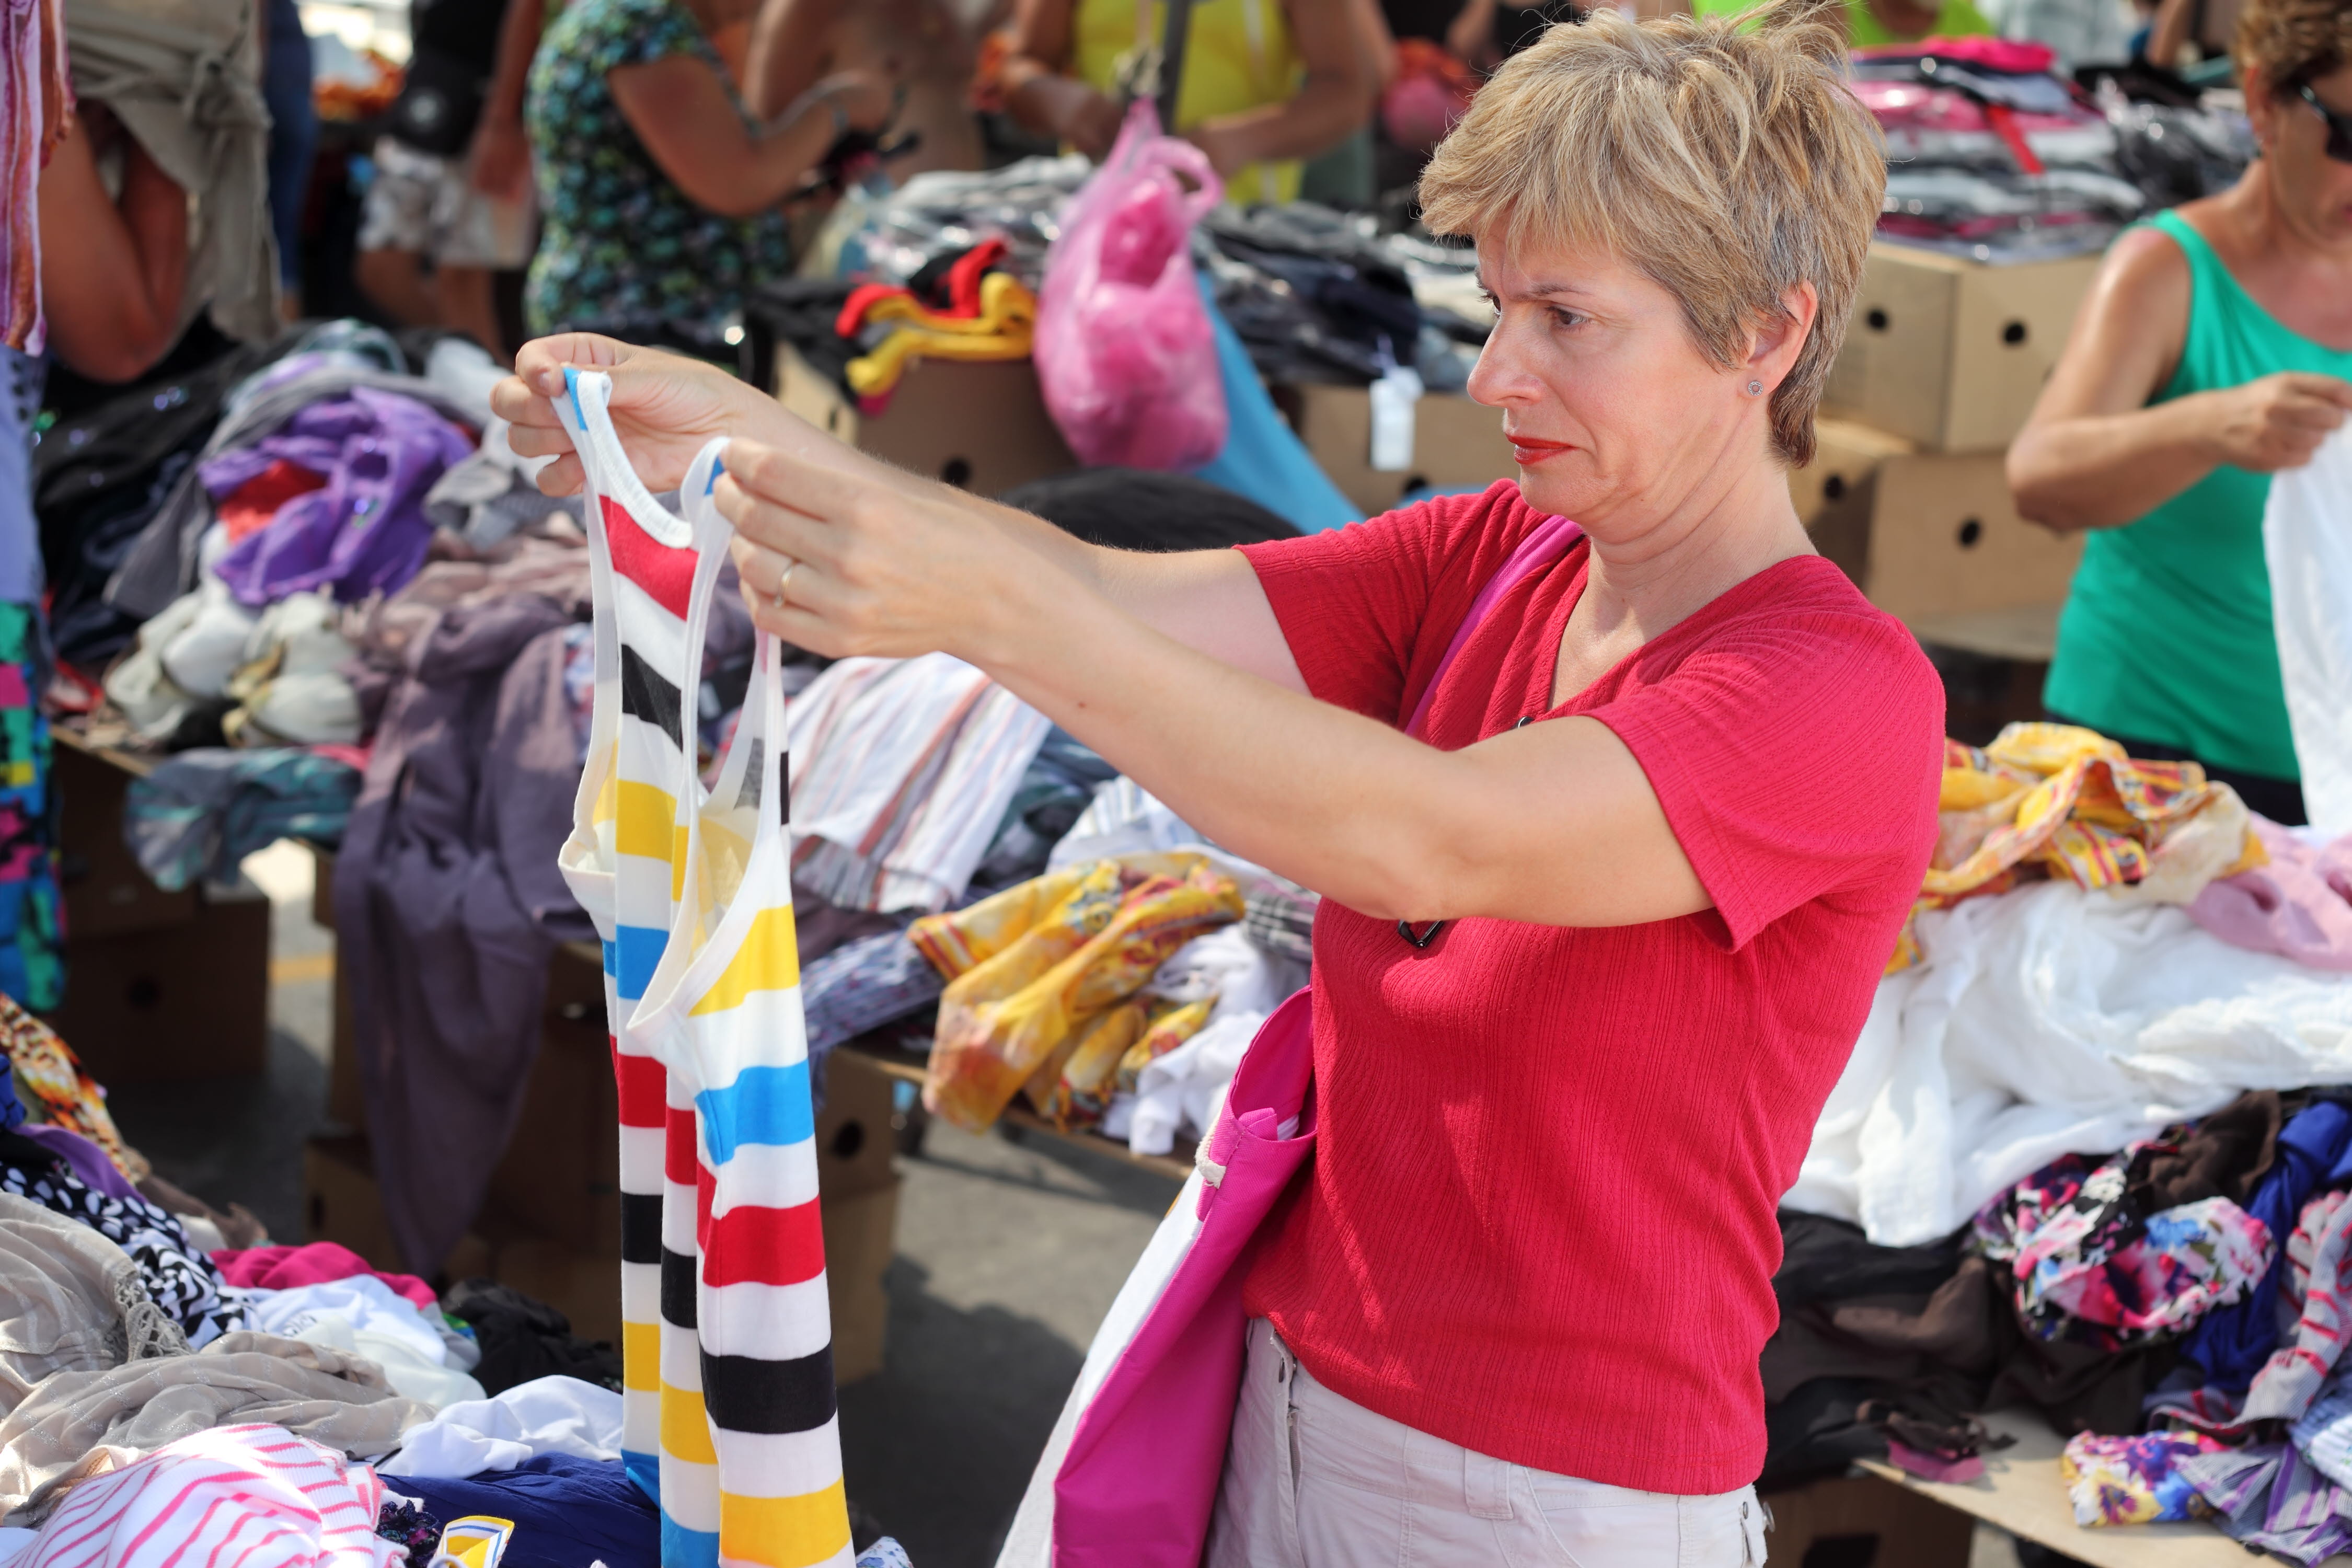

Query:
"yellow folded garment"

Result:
[[1887, 722, 2267, 973], [845, 274, 1039, 398], [913, 854, 1244, 1131]]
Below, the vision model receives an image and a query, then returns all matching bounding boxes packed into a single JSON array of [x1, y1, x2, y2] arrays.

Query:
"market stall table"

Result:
[[1858, 1407, 2352, 1566]]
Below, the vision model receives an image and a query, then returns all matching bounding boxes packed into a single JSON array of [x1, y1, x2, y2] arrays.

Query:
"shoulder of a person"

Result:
[[1681, 558, 1942, 701], [2095, 217, 2196, 314]]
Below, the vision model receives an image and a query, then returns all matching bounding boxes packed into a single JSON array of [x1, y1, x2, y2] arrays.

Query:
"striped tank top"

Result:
[[552, 367, 734, 1559], [635, 629, 850, 1565]]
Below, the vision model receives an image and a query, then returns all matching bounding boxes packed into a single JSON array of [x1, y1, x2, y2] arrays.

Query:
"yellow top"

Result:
[[1072, 0, 1304, 204]]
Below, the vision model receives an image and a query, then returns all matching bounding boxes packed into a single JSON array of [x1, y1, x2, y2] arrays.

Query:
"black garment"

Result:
[[1380, 0, 1467, 42], [443, 1279, 625, 1396], [1202, 204, 1441, 387], [740, 279, 860, 402], [410, 0, 505, 72], [33, 338, 281, 668], [999, 467, 1299, 552], [2045, 709, 2307, 826], [388, 0, 510, 155]]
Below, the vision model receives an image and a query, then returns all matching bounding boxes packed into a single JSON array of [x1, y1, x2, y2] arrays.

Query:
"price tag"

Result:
[[1368, 362, 1424, 474]]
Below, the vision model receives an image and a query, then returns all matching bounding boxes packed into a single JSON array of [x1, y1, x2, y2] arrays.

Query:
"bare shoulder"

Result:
[[2092, 221, 2193, 321]]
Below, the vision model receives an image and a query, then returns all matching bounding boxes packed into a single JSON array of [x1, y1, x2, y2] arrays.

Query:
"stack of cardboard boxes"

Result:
[[48, 738, 271, 1086], [1804, 244, 2102, 657], [304, 853, 904, 1381]]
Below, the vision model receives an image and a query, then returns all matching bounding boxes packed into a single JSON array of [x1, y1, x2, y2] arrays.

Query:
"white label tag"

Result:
[[1368, 364, 1424, 472]]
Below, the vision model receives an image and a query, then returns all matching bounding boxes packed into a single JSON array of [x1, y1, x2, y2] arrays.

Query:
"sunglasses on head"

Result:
[[2300, 83, 2352, 163]]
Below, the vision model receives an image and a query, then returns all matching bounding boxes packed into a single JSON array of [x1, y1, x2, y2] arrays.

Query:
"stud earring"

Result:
[[1746, 379, 1764, 396]]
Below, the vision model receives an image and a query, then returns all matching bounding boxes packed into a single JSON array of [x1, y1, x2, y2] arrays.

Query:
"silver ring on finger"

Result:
[[773, 558, 798, 609]]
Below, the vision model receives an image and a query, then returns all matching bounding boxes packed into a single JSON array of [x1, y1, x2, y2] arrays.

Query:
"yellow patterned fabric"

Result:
[[1887, 723, 2267, 972], [911, 854, 1242, 1130]]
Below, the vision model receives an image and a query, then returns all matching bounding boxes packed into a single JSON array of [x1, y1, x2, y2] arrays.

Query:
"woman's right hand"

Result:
[[494, 334, 773, 497], [2204, 372, 2352, 472], [813, 70, 895, 135], [1063, 86, 1126, 160]]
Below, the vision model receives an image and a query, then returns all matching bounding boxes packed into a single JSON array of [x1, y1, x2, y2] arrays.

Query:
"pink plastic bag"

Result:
[[1034, 103, 1227, 470]]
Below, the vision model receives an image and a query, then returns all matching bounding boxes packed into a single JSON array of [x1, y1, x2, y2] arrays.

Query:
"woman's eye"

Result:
[[1550, 307, 1585, 330]]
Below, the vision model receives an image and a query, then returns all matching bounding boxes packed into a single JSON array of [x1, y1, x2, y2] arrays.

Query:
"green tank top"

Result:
[[1688, 0, 1992, 46], [2045, 209, 2352, 782]]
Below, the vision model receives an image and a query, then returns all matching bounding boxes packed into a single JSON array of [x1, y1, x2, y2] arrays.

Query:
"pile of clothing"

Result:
[[89, 324, 504, 753], [1890, 721, 2263, 967], [1792, 722, 2352, 1250], [1849, 38, 2252, 261], [1197, 202, 1488, 391], [0, 1000, 741, 1568], [750, 237, 1042, 417], [1769, 1089, 2352, 1565]]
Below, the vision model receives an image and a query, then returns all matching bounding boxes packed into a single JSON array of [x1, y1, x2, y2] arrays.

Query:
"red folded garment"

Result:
[[217, 458, 327, 543], [210, 1241, 439, 1311]]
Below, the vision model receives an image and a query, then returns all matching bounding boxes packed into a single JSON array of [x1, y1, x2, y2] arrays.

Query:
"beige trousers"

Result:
[[1206, 1320, 1770, 1567]]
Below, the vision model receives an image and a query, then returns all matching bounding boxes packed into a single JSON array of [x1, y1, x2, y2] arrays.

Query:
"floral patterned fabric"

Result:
[[522, 0, 791, 335], [2062, 1431, 2225, 1525], [1974, 1146, 2273, 1348]]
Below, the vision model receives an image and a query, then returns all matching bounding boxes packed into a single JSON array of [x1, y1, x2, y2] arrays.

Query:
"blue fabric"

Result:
[[262, 0, 317, 291], [1190, 276, 1360, 535], [696, 1059, 815, 1163], [2183, 1102, 2352, 1388], [613, 924, 667, 1000], [386, 1455, 658, 1568]]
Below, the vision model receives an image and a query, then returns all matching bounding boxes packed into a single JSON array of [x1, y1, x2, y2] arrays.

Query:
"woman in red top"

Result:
[[497, 0, 1942, 1555]]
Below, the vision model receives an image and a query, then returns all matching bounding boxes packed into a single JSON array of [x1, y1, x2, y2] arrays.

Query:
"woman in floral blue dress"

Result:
[[523, 0, 891, 335]]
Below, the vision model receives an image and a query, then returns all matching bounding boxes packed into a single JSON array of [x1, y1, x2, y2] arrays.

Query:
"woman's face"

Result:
[[1465, 235, 1797, 535], [2253, 64, 2352, 246]]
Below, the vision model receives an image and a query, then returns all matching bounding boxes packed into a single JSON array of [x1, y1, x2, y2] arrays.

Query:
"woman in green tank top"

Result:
[[2008, 0, 2352, 827]]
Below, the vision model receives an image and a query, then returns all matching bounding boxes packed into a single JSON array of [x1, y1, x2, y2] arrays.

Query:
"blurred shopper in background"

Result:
[[1001, 0, 1380, 204], [36, 103, 188, 385], [525, 0, 893, 337], [261, 0, 317, 316], [746, 0, 991, 178], [356, 0, 545, 361], [2009, 0, 2352, 827]]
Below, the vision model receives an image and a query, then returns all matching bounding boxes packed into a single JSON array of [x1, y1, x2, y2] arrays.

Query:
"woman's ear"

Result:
[[1744, 281, 1820, 394], [2242, 65, 2279, 151]]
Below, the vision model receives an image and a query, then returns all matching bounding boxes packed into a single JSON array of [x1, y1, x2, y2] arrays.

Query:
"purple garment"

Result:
[[2189, 820, 2352, 972], [2180, 1442, 2352, 1565], [15, 1124, 138, 1202], [335, 542, 597, 1274], [206, 387, 475, 609]]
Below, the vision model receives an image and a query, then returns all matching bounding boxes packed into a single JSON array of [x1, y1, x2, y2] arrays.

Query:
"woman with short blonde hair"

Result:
[[498, 1, 1943, 1559]]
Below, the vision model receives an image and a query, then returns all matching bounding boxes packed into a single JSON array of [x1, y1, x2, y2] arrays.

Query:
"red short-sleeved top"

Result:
[[1235, 480, 1944, 1495]]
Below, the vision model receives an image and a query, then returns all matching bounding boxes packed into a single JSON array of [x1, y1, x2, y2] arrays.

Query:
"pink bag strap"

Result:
[[1402, 513, 1584, 741], [1393, 512, 1582, 951]]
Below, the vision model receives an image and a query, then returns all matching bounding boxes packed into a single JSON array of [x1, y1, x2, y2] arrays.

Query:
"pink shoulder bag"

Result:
[[1048, 513, 1585, 1566]]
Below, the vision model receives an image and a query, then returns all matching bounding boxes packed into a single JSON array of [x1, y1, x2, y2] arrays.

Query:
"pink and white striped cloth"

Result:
[[17, 1424, 400, 1568]]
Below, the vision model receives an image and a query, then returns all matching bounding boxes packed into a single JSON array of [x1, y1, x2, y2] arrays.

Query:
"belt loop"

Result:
[[1463, 1450, 1513, 1521]]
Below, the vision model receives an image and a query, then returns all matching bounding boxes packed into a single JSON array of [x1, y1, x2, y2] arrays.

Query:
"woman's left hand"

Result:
[[717, 436, 1045, 663]]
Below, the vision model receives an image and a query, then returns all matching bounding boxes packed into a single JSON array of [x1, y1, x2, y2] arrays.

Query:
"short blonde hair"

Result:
[[2235, 0, 2352, 94], [1419, 0, 1884, 466]]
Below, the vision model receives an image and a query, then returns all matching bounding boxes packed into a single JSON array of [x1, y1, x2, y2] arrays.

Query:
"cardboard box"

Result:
[[47, 889, 269, 1082], [1790, 418, 1916, 530], [54, 743, 198, 938], [1288, 383, 1517, 517], [822, 1177, 900, 1385], [1858, 451, 2084, 624], [1759, 1475, 1970, 1568], [306, 1134, 493, 1278], [1822, 244, 2100, 453], [817, 1048, 901, 1201], [486, 942, 619, 1257], [773, 346, 1076, 498]]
